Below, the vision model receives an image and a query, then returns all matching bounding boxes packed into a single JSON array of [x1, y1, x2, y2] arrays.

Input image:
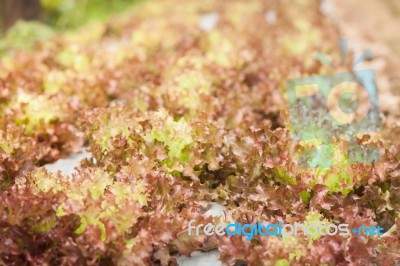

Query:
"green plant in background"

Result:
[[0, 21, 55, 55], [0, 0, 143, 56], [40, 0, 143, 30]]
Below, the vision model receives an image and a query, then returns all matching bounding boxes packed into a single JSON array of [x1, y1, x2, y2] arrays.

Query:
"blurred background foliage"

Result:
[[40, 0, 141, 30], [0, 0, 143, 55]]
